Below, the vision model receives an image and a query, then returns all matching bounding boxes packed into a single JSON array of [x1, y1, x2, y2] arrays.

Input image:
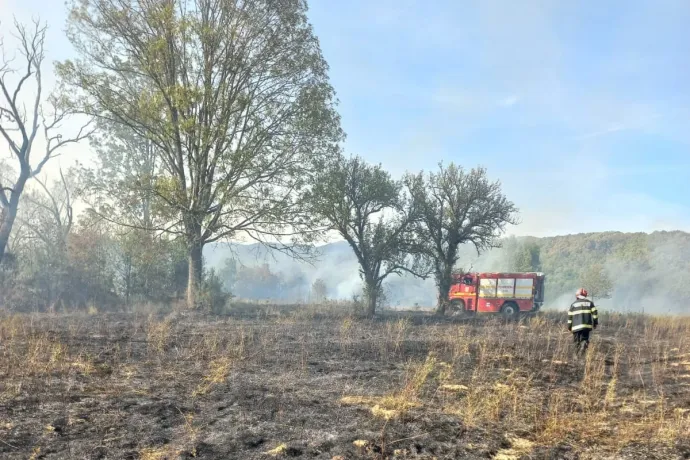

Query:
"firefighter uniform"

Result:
[[568, 297, 598, 353]]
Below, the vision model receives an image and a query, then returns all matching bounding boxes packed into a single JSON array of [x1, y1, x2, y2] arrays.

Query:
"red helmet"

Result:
[[576, 288, 588, 298]]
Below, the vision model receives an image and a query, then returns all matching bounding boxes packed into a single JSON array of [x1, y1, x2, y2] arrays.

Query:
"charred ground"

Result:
[[0, 306, 688, 459]]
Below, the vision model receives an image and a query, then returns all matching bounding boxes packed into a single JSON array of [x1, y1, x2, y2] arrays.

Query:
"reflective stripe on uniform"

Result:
[[569, 309, 592, 315], [571, 324, 593, 331]]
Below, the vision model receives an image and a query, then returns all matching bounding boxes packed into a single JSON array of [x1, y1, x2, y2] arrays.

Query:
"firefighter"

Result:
[[568, 288, 598, 355]]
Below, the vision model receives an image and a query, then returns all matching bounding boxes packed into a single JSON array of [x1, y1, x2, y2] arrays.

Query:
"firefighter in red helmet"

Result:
[[568, 288, 599, 355]]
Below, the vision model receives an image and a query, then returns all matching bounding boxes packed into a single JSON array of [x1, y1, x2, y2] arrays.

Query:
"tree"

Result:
[[0, 169, 78, 311], [113, 229, 188, 306], [510, 241, 541, 272], [15, 170, 77, 311], [308, 155, 426, 317], [0, 19, 91, 265], [406, 164, 518, 315], [81, 120, 164, 232], [64, 216, 119, 309], [218, 258, 238, 294], [310, 278, 327, 303], [579, 263, 613, 302], [78, 119, 188, 305], [58, 0, 343, 308]]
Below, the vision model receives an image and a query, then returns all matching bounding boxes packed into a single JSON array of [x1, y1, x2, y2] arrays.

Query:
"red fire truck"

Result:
[[447, 272, 546, 319]]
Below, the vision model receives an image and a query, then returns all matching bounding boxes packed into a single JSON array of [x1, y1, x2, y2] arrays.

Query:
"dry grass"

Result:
[[339, 310, 690, 457], [0, 306, 687, 459]]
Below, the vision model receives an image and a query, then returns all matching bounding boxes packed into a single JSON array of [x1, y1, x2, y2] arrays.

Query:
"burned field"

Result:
[[0, 307, 688, 459]]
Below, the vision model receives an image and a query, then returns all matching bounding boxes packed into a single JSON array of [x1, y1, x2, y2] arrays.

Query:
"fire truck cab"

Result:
[[447, 272, 545, 319]]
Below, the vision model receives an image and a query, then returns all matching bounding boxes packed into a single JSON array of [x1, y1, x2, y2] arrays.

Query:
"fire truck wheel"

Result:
[[448, 300, 465, 317], [501, 302, 519, 321]]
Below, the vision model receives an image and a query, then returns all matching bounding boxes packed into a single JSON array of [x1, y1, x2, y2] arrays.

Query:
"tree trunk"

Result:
[[363, 273, 379, 318], [435, 264, 453, 316], [0, 206, 14, 265], [365, 284, 378, 318], [124, 257, 132, 307], [0, 180, 26, 265], [186, 241, 203, 309]]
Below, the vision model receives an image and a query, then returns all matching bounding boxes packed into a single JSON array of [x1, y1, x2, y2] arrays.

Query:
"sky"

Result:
[[1, 0, 689, 237]]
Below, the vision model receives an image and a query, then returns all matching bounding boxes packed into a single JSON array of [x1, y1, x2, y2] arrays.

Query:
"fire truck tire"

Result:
[[448, 300, 465, 316], [501, 302, 519, 321]]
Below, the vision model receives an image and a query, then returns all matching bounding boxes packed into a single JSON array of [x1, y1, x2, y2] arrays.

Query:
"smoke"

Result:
[[542, 293, 574, 313], [204, 241, 439, 306], [599, 234, 690, 315], [204, 231, 690, 315]]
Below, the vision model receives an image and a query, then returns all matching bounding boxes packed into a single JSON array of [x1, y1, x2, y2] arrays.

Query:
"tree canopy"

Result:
[[406, 163, 518, 315], [58, 0, 343, 308], [308, 155, 427, 316]]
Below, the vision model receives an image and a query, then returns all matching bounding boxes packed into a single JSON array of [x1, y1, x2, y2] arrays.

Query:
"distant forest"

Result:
[[520, 231, 690, 312]]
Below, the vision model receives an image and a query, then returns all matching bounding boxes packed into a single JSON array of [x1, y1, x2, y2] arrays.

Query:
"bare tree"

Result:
[[406, 164, 518, 315], [309, 155, 427, 317], [14, 169, 78, 311], [58, 0, 343, 308], [19, 169, 75, 249], [0, 19, 92, 264]]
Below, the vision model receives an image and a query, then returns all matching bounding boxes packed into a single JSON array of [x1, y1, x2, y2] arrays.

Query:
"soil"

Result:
[[0, 307, 688, 459]]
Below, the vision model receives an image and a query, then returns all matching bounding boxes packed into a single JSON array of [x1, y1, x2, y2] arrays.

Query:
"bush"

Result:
[[198, 268, 232, 314]]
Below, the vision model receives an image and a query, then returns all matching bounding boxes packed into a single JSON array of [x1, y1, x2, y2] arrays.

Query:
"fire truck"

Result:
[[447, 272, 546, 319]]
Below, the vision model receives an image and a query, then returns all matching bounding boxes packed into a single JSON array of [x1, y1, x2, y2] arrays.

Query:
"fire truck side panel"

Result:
[[515, 298, 535, 311], [449, 289, 476, 311], [474, 273, 540, 313], [477, 298, 499, 312], [514, 278, 534, 299], [478, 278, 497, 298], [496, 278, 515, 298]]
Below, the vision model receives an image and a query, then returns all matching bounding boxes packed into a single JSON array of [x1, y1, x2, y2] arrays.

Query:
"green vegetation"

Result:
[[58, 0, 343, 309], [579, 263, 613, 302], [406, 164, 518, 315], [496, 231, 690, 310], [308, 155, 427, 317]]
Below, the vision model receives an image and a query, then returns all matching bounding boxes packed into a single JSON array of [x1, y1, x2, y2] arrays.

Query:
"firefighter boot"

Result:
[[576, 340, 589, 359], [572, 333, 579, 359]]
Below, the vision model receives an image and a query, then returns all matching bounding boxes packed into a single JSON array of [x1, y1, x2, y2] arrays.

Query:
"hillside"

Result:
[[204, 230, 690, 314], [530, 231, 690, 313]]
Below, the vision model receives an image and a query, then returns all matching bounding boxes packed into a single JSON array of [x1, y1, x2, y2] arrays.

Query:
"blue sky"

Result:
[[2, 0, 689, 236]]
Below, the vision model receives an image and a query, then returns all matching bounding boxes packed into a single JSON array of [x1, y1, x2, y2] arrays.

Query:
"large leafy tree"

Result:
[[58, 0, 343, 308], [81, 120, 189, 304], [406, 164, 518, 315], [81, 120, 164, 231], [309, 155, 427, 317]]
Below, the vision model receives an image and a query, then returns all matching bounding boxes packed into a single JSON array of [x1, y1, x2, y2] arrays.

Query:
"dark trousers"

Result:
[[573, 329, 591, 354]]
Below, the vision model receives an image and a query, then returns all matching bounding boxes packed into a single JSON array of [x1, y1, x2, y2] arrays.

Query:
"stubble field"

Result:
[[0, 304, 688, 459]]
